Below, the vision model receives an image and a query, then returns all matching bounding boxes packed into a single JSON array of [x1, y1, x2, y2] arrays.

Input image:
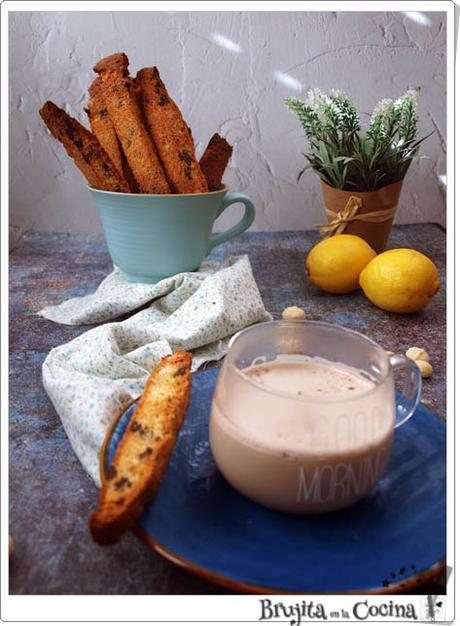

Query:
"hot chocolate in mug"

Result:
[[209, 320, 422, 514]]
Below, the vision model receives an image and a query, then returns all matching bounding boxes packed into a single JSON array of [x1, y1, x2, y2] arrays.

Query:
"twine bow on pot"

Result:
[[316, 195, 397, 238]]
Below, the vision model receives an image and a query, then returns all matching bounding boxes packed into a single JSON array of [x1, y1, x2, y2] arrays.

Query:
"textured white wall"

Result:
[[9, 11, 446, 244]]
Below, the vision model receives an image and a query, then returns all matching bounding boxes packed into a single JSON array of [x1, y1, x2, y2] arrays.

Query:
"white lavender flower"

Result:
[[329, 89, 361, 134], [317, 98, 338, 127], [367, 98, 394, 140], [303, 89, 340, 128], [305, 88, 327, 112], [370, 98, 394, 124], [284, 97, 321, 139], [398, 89, 418, 108], [406, 89, 418, 104], [330, 88, 346, 100], [394, 90, 418, 142], [393, 90, 418, 119]]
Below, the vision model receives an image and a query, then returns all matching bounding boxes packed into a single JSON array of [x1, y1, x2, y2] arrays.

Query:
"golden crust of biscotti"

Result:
[[135, 67, 208, 194], [199, 133, 233, 191], [94, 55, 170, 194], [93, 52, 129, 76], [39, 101, 130, 192], [90, 351, 192, 545]]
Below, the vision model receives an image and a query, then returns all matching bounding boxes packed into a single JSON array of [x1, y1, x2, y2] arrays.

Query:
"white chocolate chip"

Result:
[[406, 347, 430, 363], [386, 350, 394, 356], [415, 360, 433, 378], [282, 306, 307, 321]]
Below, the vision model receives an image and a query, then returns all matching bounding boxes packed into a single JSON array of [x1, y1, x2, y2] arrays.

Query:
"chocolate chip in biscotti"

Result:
[[174, 367, 188, 377], [139, 447, 153, 459], [114, 477, 132, 491]]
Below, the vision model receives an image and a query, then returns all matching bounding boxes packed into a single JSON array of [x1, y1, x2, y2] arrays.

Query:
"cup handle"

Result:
[[208, 192, 255, 253], [389, 354, 422, 428]]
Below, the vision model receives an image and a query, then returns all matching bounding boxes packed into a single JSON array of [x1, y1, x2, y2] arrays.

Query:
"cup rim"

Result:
[[88, 184, 229, 198], [227, 320, 391, 405]]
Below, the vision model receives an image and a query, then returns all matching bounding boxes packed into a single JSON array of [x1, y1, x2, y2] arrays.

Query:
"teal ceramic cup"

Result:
[[90, 186, 255, 283]]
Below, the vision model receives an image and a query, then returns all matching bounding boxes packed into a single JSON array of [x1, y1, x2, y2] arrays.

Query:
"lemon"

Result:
[[359, 248, 439, 313], [306, 234, 376, 294]]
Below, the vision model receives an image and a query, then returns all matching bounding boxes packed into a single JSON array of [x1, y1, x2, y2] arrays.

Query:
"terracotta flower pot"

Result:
[[319, 179, 404, 254]]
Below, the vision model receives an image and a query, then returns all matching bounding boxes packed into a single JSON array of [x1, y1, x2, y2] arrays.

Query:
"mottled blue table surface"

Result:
[[9, 225, 446, 594]]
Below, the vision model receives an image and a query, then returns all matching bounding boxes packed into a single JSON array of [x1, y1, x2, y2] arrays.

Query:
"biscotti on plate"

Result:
[[90, 350, 192, 545]]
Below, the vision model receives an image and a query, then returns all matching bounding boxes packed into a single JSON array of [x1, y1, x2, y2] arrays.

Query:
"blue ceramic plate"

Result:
[[101, 368, 446, 593]]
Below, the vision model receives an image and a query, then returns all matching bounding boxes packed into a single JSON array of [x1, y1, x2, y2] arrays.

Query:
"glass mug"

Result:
[[209, 321, 422, 514]]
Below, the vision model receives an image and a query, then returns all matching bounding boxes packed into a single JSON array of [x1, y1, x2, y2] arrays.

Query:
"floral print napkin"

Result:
[[41, 255, 270, 484]]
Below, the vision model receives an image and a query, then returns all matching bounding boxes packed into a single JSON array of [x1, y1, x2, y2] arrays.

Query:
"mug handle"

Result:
[[208, 192, 255, 253], [389, 354, 422, 428]]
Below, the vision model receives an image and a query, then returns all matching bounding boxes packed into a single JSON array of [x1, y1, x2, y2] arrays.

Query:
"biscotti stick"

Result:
[[199, 133, 233, 191], [93, 53, 170, 194], [136, 67, 208, 193], [86, 77, 124, 176], [39, 101, 130, 192], [87, 77, 139, 192], [90, 351, 192, 545]]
